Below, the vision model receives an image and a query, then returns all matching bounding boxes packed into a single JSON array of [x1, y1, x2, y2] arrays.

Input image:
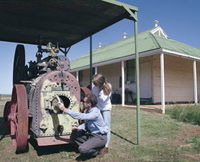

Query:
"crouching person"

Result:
[[57, 94, 108, 157]]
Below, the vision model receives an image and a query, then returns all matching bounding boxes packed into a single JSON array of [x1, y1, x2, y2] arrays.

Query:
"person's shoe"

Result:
[[97, 147, 109, 158], [69, 152, 77, 157]]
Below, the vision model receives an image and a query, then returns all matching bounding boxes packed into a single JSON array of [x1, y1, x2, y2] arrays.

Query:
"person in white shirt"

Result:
[[92, 74, 112, 155]]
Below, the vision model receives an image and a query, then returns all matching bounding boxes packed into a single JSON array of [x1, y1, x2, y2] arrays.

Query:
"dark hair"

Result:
[[85, 94, 97, 107], [92, 73, 112, 95]]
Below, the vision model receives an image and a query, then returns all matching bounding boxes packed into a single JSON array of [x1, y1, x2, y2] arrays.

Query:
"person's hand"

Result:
[[56, 95, 67, 113], [56, 95, 62, 103]]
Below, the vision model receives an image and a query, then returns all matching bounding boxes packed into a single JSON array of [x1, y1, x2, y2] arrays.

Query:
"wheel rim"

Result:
[[80, 87, 91, 99], [10, 84, 28, 153], [1, 101, 11, 135]]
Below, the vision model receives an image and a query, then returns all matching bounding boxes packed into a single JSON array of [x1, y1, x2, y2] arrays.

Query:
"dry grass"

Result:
[[0, 98, 200, 161]]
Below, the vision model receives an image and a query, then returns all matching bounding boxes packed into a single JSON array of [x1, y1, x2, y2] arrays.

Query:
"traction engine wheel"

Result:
[[80, 87, 91, 100], [80, 87, 91, 112], [13, 44, 26, 84], [79, 87, 91, 124], [9, 84, 28, 153], [1, 101, 11, 135]]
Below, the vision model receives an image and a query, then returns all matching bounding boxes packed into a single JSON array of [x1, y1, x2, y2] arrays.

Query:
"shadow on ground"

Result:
[[75, 154, 97, 161], [30, 139, 96, 161], [111, 131, 136, 145], [29, 138, 78, 156]]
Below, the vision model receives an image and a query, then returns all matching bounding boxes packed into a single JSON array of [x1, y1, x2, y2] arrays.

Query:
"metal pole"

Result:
[[121, 60, 125, 106], [134, 14, 140, 145], [90, 36, 93, 89]]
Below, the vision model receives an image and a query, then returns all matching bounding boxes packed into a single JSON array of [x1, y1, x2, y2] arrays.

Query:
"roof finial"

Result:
[[154, 20, 159, 27], [98, 42, 102, 48], [123, 32, 127, 39]]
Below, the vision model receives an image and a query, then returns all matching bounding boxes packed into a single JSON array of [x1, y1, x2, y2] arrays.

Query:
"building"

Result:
[[70, 25, 200, 111]]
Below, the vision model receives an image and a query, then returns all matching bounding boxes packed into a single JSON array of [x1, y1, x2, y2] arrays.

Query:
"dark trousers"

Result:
[[70, 129, 107, 156]]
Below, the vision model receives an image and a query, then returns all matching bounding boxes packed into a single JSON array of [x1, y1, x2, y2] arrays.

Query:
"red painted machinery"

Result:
[[1, 43, 90, 153]]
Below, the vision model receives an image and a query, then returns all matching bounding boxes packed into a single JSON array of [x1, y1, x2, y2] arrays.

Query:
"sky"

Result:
[[0, 0, 200, 94]]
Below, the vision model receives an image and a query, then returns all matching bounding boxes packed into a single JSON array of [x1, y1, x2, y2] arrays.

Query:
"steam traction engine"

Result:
[[2, 43, 88, 153]]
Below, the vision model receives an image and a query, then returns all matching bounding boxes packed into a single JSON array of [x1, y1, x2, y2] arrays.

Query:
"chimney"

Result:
[[123, 32, 127, 39], [153, 20, 159, 27]]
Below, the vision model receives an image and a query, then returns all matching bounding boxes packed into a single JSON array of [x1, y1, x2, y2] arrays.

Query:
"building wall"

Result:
[[77, 57, 153, 96], [95, 60, 153, 104], [74, 54, 200, 104], [152, 54, 194, 103], [80, 69, 90, 87], [75, 63, 122, 89], [98, 62, 121, 93], [196, 62, 200, 100], [97, 57, 153, 99], [139, 56, 152, 98]]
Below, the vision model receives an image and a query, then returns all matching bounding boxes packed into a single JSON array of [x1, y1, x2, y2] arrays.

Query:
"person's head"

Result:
[[83, 94, 97, 109], [92, 73, 112, 95], [92, 74, 105, 88]]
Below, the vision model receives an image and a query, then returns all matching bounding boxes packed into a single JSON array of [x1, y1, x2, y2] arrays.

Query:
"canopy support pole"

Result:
[[90, 36, 93, 89], [134, 16, 140, 145], [123, 7, 140, 145], [59, 47, 71, 56], [121, 60, 125, 106]]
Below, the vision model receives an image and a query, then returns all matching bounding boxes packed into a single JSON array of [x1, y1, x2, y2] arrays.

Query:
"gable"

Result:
[[150, 26, 168, 39]]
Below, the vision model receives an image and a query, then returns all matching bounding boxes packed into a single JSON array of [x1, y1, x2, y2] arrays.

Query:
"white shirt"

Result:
[[92, 84, 112, 111]]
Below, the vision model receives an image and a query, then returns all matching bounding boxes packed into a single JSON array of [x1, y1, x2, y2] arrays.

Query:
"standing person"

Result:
[[57, 94, 108, 158], [92, 73, 112, 155]]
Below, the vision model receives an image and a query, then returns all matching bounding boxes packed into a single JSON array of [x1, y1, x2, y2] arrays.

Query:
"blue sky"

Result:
[[1, 0, 200, 94]]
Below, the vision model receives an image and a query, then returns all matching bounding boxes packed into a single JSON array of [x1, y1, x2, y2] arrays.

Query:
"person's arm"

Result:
[[78, 123, 85, 130], [59, 103, 99, 121], [56, 95, 99, 120], [92, 86, 99, 96], [66, 109, 99, 121]]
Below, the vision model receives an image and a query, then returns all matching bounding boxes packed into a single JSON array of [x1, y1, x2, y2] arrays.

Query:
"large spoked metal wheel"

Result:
[[1, 101, 11, 135], [80, 87, 91, 113], [13, 45, 26, 84], [79, 87, 91, 124], [9, 84, 29, 153], [80, 87, 91, 100]]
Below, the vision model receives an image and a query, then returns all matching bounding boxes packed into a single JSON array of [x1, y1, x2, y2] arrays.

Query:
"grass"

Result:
[[1, 101, 200, 161], [166, 105, 200, 125], [186, 135, 200, 152]]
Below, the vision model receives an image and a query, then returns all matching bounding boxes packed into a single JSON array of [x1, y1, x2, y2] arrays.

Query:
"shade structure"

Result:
[[0, 0, 141, 145], [0, 0, 137, 47]]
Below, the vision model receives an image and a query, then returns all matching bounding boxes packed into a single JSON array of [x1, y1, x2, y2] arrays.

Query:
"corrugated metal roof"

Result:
[[155, 35, 200, 57], [71, 27, 200, 70]]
